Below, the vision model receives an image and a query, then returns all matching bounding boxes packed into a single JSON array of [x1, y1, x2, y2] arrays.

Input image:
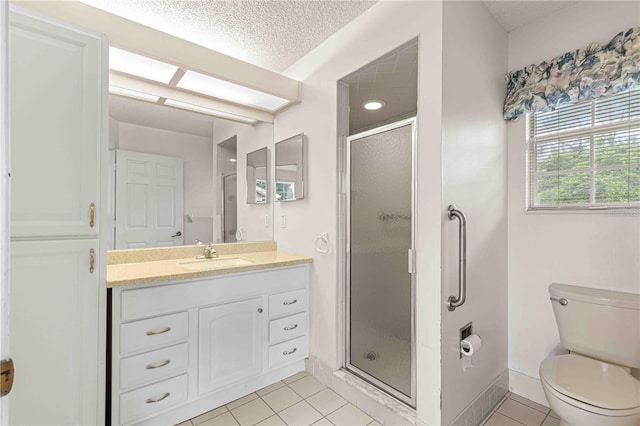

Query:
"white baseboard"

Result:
[[508, 370, 549, 408]]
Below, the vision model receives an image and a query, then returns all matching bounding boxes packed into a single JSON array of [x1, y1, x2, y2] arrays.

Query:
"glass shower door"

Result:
[[347, 118, 415, 405]]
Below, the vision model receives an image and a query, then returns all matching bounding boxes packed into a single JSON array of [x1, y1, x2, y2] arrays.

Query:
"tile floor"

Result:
[[177, 371, 558, 426], [177, 371, 381, 426], [483, 393, 559, 426]]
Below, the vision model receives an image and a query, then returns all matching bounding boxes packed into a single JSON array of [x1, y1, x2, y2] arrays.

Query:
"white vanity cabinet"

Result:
[[111, 265, 309, 426]]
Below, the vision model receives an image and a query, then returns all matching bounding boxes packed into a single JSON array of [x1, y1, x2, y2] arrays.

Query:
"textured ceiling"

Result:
[[342, 40, 417, 134], [80, 0, 377, 73], [483, 1, 577, 32]]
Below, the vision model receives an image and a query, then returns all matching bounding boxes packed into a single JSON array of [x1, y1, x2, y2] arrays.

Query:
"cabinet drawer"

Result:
[[268, 335, 308, 369], [120, 312, 188, 355], [269, 312, 307, 345], [119, 374, 188, 425], [269, 289, 306, 318], [120, 343, 188, 390]]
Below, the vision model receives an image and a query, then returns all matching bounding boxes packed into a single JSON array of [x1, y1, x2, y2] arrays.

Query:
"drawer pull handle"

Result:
[[146, 360, 171, 369], [283, 299, 298, 306], [145, 392, 170, 404], [89, 248, 95, 274], [89, 202, 95, 227], [284, 324, 298, 331], [283, 348, 297, 356], [146, 327, 171, 336]]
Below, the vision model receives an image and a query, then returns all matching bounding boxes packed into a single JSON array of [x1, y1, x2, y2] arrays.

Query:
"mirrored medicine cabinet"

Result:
[[246, 147, 270, 205], [275, 133, 305, 202]]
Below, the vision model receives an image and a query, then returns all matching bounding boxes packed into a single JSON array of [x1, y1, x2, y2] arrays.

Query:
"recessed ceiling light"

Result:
[[109, 85, 160, 102], [164, 99, 256, 124], [109, 47, 178, 84], [177, 70, 289, 112], [362, 100, 385, 110]]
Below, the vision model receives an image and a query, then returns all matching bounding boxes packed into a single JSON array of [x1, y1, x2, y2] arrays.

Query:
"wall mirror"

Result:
[[109, 95, 274, 249], [246, 147, 270, 205], [275, 133, 305, 201]]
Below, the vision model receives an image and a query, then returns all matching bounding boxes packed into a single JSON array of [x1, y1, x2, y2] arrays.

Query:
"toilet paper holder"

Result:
[[459, 321, 472, 358]]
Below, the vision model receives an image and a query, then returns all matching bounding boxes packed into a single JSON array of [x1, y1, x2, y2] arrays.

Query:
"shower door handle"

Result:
[[447, 205, 467, 312]]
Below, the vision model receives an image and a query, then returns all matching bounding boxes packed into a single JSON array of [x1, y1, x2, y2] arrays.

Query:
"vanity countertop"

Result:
[[107, 241, 313, 288]]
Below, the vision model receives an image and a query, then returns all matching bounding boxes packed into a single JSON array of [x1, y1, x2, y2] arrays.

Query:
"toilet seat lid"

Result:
[[540, 354, 640, 410]]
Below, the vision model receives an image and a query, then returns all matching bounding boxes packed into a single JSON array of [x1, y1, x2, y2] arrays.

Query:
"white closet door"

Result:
[[9, 10, 102, 238], [115, 150, 184, 249], [9, 239, 100, 425]]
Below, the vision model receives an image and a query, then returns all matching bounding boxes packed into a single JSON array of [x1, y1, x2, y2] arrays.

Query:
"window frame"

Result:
[[526, 89, 640, 212]]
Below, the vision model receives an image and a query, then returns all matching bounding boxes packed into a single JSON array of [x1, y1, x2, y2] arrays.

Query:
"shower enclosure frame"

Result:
[[345, 116, 417, 407]]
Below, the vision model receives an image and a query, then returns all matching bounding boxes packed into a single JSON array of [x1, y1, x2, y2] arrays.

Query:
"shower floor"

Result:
[[350, 325, 411, 397]]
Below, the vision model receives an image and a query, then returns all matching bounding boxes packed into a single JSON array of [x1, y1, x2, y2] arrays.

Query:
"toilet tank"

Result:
[[549, 283, 640, 368]]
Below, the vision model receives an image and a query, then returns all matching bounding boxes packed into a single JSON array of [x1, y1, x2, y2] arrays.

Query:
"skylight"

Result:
[[109, 47, 178, 84], [177, 70, 289, 112]]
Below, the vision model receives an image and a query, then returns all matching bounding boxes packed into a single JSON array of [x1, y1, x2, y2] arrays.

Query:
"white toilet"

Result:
[[540, 283, 640, 426]]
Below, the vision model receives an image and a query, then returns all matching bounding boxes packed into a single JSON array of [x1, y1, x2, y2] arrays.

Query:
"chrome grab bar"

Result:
[[447, 205, 467, 312]]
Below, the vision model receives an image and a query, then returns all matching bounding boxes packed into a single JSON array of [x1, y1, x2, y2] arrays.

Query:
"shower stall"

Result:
[[346, 118, 416, 406]]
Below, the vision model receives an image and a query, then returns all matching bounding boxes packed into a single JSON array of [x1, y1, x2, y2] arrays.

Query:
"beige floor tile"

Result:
[[231, 398, 276, 426], [483, 412, 525, 426], [257, 381, 287, 397], [192, 406, 229, 425], [288, 375, 327, 399], [255, 415, 287, 425], [548, 410, 560, 420], [497, 399, 546, 426], [367, 422, 382, 426], [227, 393, 260, 411], [541, 415, 560, 426], [198, 412, 239, 426], [283, 371, 310, 384], [326, 404, 372, 426], [262, 386, 303, 412], [306, 388, 348, 416], [311, 418, 335, 426], [509, 394, 550, 414], [176, 421, 193, 426], [278, 401, 323, 426]]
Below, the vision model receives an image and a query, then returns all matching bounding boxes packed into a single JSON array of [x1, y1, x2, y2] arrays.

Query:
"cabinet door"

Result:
[[10, 10, 103, 238], [9, 239, 101, 425], [199, 298, 264, 394]]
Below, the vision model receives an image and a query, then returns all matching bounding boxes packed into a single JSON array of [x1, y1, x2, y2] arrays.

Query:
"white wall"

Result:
[[507, 1, 640, 404], [276, 2, 444, 423], [213, 120, 273, 242], [440, 2, 508, 424], [116, 122, 214, 245]]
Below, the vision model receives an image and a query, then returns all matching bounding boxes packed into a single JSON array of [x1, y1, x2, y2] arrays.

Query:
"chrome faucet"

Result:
[[196, 243, 218, 259]]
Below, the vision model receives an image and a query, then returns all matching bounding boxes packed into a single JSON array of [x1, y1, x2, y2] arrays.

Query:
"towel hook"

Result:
[[315, 233, 330, 254]]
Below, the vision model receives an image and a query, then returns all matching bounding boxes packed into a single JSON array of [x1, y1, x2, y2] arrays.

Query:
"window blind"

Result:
[[528, 86, 640, 210]]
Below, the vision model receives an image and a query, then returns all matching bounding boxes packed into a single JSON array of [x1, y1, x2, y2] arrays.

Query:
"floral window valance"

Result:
[[503, 27, 640, 120]]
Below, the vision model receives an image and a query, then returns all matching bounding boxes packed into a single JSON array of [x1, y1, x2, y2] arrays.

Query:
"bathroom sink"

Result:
[[179, 257, 253, 270]]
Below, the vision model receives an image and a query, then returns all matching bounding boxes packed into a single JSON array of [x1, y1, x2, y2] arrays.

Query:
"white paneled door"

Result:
[[115, 150, 184, 249], [10, 240, 101, 425], [9, 9, 101, 238], [198, 298, 264, 394]]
